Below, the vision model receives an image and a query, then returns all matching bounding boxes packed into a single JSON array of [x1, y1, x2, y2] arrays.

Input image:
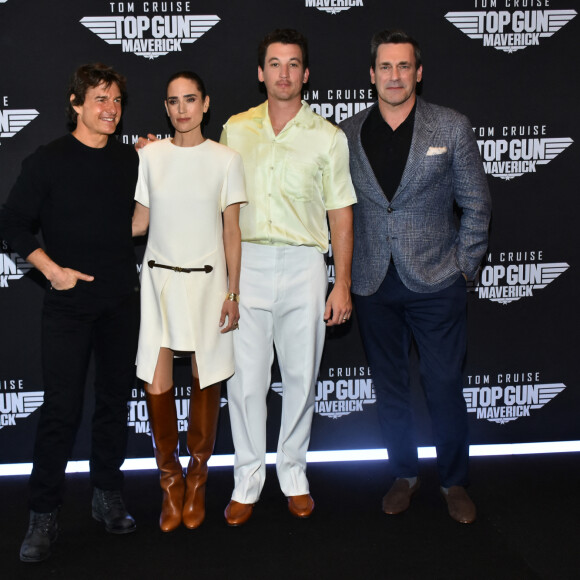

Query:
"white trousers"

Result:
[[227, 243, 327, 503]]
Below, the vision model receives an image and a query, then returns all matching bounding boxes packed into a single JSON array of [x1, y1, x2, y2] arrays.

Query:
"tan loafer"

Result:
[[224, 500, 253, 527], [288, 494, 315, 518], [443, 486, 476, 524], [382, 478, 420, 515]]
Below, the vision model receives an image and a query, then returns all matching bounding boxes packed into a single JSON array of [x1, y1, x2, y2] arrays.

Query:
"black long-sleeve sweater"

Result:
[[0, 133, 139, 296]]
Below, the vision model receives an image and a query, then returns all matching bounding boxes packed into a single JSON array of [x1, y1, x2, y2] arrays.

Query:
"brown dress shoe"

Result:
[[288, 494, 315, 518], [382, 478, 420, 515], [443, 486, 477, 524], [224, 500, 253, 526]]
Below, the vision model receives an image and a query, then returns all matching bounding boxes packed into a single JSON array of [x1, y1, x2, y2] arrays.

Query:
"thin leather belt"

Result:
[[148, 260, 213, 274]]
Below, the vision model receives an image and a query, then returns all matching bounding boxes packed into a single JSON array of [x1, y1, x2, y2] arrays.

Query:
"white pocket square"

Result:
[[426, 146, 447, 156]]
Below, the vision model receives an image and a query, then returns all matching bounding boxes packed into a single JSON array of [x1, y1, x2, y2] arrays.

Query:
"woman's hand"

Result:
[[219, 299, 240, 333]]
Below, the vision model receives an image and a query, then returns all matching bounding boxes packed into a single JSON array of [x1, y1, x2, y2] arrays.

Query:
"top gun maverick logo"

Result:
[[446, 2, 576, 53], [1, 241, 34, 288], [272, 366, 376, 419], [304, 0, 363, 15], [305, 87, 374, 126], [0, 96, 39, 146], [470, 250, 569, 304], [464, 371, 565, 424], [0, 380, 43, 429], [474, 124, 573, 180], [81, 2, 220, 60], [127, 385, 227, 434]]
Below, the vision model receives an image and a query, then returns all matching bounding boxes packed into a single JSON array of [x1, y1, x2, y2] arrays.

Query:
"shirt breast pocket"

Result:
[[282, 156, 321, 201]]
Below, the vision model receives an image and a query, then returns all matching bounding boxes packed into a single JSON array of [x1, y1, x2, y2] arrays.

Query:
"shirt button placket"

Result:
[[266, 143, 276, 243]]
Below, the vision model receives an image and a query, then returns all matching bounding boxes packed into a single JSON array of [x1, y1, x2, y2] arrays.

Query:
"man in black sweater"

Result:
[[0, 63, 140, 563]]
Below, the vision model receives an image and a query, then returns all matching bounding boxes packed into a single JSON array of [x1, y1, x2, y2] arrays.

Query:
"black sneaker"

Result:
[[92, 488, 136, 534], [20, 509, 59, 563]]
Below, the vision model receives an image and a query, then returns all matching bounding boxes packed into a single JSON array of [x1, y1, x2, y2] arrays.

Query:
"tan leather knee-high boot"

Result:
[[146, 388, 185, 532], [182, 378, 221, 529]]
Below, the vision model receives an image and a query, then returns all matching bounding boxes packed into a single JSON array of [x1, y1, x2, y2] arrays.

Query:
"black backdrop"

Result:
[[1, 0, 578, 472]]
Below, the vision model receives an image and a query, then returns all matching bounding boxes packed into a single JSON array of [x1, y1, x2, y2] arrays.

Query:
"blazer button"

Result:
[[387, 207, 393, 213]]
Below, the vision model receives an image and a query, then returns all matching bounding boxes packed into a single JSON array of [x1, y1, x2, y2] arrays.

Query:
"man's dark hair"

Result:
[[258, 29, 309, 70], [67, 63, 127, 124], [370, 29, 422, 70], [165, 70, 207, 100]]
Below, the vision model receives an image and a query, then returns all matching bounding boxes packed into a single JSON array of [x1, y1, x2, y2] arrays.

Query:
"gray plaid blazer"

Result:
[[340, 97, 491, 296]]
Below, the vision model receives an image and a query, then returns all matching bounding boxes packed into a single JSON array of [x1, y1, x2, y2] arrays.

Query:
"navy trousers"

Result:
[[29, 285, 139, 512], [354, 264, 469, 488]]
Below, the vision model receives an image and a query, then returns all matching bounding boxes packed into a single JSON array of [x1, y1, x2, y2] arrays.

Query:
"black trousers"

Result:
[[354, 265, 469, 488], [29, 284, 140, 512]]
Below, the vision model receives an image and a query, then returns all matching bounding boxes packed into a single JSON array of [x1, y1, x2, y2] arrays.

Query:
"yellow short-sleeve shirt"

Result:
[[220, 101, 356, 253]]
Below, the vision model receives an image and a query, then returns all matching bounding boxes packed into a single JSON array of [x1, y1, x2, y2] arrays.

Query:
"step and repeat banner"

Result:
[[1, 0, 578, 468]]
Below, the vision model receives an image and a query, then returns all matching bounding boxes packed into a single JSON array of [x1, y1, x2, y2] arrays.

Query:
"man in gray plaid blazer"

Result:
[[340, 30, 491, 524]]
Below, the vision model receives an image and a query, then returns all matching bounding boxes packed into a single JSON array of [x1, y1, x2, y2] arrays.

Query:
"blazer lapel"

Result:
[[353, 104, 389, 208], [396, 98, 435, 196]]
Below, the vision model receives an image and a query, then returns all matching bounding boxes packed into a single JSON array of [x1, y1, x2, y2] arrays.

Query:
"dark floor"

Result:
[[1, 453, 579, 580]]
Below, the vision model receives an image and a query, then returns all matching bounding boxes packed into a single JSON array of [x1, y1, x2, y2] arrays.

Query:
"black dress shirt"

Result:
[[361, 102, 416, 202]]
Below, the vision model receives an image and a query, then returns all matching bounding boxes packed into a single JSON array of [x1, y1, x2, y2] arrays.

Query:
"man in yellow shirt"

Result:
[[220, 29, 356, 526]]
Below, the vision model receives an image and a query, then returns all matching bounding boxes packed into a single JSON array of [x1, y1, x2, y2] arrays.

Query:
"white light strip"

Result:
[[1, 441, 579, 477]]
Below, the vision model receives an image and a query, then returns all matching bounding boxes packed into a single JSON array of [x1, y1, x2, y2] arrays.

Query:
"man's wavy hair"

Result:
[[258, 29, 309, 70], [370, 29, 422, 70], [67, 63, 127, 125]]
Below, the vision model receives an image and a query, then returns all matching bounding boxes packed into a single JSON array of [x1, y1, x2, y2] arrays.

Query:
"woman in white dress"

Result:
[[132, 71, 246, 532]]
